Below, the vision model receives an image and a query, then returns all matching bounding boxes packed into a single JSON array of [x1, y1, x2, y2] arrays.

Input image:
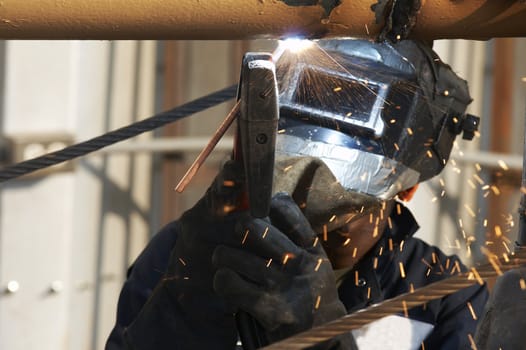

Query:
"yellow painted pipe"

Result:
[[0, 0, 525, 40]]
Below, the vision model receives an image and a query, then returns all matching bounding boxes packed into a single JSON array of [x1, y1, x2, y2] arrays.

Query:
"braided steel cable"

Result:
[[263, 250, 526, 349], [0, 84, 237, 183]]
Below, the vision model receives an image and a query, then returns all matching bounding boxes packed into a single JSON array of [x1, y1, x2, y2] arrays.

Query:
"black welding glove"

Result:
[[124, 161, 245, 350], [213, 193, 357, 349], [475, 267, 526, 350]]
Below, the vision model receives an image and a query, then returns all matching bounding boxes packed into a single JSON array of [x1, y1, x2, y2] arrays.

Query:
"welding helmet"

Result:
[[275, 38, 479, 199]]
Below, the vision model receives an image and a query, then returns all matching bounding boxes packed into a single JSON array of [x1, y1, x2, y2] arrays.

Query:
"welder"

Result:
[[106, 38, 488, 350]]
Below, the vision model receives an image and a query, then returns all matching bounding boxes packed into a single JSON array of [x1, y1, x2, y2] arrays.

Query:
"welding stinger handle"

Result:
[[234, 53, 279, 349], [237, 53, 279, 219]]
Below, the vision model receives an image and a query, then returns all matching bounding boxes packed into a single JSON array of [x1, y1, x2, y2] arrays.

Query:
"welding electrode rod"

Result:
[[1, 0, 525, 40], [175, 101, 240, 193], [262, 250, 526, 349]]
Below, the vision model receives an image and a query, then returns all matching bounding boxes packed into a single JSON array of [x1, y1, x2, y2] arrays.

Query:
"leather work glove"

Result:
[[475, 267, 526, 350], [213, 193, 357, 349], [124, 161, 245, 350]]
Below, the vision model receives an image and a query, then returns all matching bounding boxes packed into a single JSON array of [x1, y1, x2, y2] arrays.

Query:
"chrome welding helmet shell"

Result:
[[275, 38, 478, 199]]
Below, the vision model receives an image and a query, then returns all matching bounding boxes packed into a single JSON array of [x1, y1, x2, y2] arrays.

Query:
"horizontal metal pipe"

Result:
[[1, 0, 525, 40]]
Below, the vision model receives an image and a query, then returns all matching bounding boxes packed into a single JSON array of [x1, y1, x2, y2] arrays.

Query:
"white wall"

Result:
[[0, 41, 156, 350]]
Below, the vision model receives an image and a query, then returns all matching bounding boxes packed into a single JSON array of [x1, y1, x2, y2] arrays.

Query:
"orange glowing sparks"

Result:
[[329, 214, 336, 223], [467, 334, 477, 350], [178, 258, 187, 266], [262, 226, 269, 239], [406, 127, 414, 135], [497, 159, 509, 171], [333, 86, 342, 92], [389, 238, 394, 251], [494, 225, 502, 237], [426, 150, 433, 158], [399, 262, 406, 279], [266, 258, 273, 267], [283, 165, 293, 172], [352, 247, 358, 258], [355, 271, 360, 286], [282, 253, 292, 265], [314, 258, 323, 271], [373, 257, 379, 269], [464, 204, 476, 218], [315, 295, 321, 309], [323, 225, 328, 241], [470, 268, 484, 285], [343, 238, 351, 246], [520, 278, 526, 290], [490, 185, 501, 195], [367, 287, 371, 299], [242, 229, 250, 245], [467, 302, 478, 320], [402, 300, 409, 317], [313, 237, 319, 247]]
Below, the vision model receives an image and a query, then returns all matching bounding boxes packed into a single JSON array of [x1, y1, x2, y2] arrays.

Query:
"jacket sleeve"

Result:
[[105, 221, 179, 350]]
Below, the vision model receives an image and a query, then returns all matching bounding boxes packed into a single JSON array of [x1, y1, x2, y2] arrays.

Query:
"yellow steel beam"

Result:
[[0, 0, 525, 40]]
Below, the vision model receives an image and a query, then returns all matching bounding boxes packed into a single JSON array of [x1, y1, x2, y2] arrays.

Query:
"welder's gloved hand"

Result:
[[213, 193, 357, 349], [475, 267, 526, 350], [124, 161, 245, 350]]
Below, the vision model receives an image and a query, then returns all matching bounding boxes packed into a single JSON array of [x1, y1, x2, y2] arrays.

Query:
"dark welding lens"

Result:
[[293, 68, 379, 123]]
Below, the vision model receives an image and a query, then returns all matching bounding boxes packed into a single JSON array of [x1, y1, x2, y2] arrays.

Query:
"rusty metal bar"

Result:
[[0, 0, 525, 40]]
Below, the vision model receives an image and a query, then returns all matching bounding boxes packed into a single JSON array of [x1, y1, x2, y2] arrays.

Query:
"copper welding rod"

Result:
[[175, 100, 240, 193], [262, 250, 526, 349]]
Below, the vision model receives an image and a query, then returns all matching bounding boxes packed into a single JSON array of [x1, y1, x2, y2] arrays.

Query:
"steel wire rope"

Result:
[[0, 84, 238, 183]]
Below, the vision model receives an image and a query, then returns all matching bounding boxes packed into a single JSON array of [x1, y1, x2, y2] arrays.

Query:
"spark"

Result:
[[432, 252, 437, 264], [333, 86, 342, 92], [399, 262, 406, 279], [483, 219, 488, 227], [242, 229, 250, 244], [387, 217, 393, 229], [389, 238, 394, 251], [468, 301, 477, 321], [402, 300, 409, 317], [409, 283, 415, 293], [379, 246, 384, 256], [282, 253, 292, 265], [367, 287, 372, 299], [503, 253, 510, 263], [470, 267, 484, 285], [431, 197, 438, 202], [407, 127, 414, 135], [488, 256, 503, 276], [373, 257, 379, 269], [498, 159, 509, 171], [494, 225, 502, 237], [355, 271, 360, 286], [314, 258, 323, 271], [399, 240, 405, 252], [394, 143, 400, 151], [223, 180, 235, 187], [313, 236, 319, 247], [390, 119, 396, 124], [490, 185, 501, 195], [278, 129, 286, 134], [451, 261, 461, 274], [443, 90, 449, 96], [283, 165, 293, 172], [372, 226, 379, 238], [352, 247, 358, 258], [178, 258, 187, 266], [315, 295, 321, 309], [266, 258, 273, 267], [396, 203, 402, 215], [502, 241, 511, 254], [520, 278, 526, 290], [475, 163, 482, 171], [467, 334, 476, 349], [329, 214, 336, 222], [464, 204, 476, 218], [426, 150, 433, 158], [473, 174, 485, 185], [365, 24, 370, 35], [343, 238, 351, 246], [262, 226, 269, 239], [323, 225, 328, 241]]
